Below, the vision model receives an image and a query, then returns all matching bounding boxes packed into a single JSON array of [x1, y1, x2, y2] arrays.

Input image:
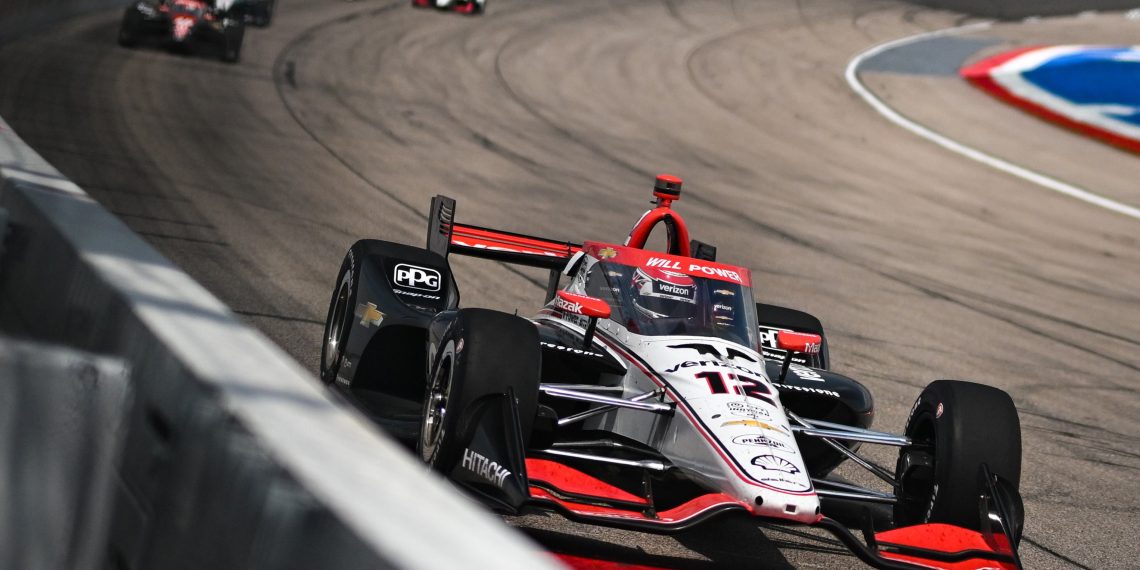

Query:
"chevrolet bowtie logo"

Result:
[[355, 302, 385, 327]]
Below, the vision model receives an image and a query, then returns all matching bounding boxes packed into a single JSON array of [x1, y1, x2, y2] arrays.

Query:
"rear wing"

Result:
[[426, 196, 582, 300]]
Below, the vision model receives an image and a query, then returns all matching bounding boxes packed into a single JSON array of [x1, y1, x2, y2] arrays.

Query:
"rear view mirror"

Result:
[[555, 291, 611, 319], [555, 291, 610, 349], [775, 331, 823, 384], [776, 330, 822, 355]]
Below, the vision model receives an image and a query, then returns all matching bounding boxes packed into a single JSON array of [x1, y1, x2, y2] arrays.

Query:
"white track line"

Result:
[[845, 22, 1140, 221]]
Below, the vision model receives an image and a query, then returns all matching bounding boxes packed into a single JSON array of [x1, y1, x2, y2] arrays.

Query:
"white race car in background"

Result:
[[411, 0, 484, 16]]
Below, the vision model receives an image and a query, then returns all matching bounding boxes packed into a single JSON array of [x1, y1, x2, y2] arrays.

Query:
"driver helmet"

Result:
[[631, 267, 698, 319]]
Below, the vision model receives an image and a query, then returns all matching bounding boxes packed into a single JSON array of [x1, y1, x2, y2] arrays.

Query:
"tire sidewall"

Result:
[[896, 380, 1021, 529], [320, 248, 358, 385], [418, 309, 540, 473]]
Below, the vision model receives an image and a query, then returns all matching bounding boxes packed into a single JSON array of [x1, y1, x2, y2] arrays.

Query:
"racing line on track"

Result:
[[845, 19, 1140, 222]]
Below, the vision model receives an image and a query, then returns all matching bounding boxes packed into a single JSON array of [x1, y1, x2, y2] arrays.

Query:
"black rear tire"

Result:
[[419, 309, 540, 473], [253, 0, 275, 27], [894, 380, 1021, 530], [320, 246, 361, 385], [118, 9, 140, 47]]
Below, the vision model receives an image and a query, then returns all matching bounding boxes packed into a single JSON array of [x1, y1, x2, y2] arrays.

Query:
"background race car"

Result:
[[412, 0, 485, 16], [117, 0, 245, 63]]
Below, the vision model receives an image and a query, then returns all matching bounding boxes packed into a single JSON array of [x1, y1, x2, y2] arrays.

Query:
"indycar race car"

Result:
[[117, 0, 245, 63], [411, 0, 485, 16], [320, 175, 1025, 569]]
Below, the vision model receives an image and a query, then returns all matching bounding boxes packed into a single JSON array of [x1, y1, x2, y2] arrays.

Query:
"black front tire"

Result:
[[118, 9, 140, 47], [221, 23, 244, 63], [894, 380, 1021, 531], [419, 309, 540, 472]]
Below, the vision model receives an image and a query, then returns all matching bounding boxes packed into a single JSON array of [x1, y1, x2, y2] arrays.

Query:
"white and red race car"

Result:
[[320, 175, 1024, 569], [411, 0, 484, 16]]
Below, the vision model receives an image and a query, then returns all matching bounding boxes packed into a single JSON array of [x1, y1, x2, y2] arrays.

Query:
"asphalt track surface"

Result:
[[1, 1, 1137, 568]]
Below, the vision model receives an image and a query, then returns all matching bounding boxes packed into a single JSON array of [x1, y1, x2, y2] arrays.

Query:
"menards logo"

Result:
[[646, 257, 742, 283]]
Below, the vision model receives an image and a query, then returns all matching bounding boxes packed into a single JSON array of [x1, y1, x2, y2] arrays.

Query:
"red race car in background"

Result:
[[117, 0, 245, 63]]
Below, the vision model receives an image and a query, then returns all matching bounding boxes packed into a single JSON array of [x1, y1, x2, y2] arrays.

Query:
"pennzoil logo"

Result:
[[598, 247, 618, 259]]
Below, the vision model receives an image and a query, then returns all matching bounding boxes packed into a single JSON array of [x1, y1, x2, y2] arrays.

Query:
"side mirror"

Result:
[[775, 330, 822, 384], [555, 291, 611, 319], [555, 291, 610, 349], [776, 330, 822, 354]]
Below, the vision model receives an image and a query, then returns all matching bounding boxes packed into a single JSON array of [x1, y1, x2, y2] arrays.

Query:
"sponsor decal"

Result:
[[664, 359, 763, 376], [936, 402, 944, 419], [757, 474, 809, 492], [714, 289, 736, 296], [598, 247, 618, 259], [925, 483, 939, 522], [393, 263, 442, 291], [354, 302, 384, 327], [787, 364, 826, 382], [554, 297, 583, 314], [461, 448, 512, 488], [727, 401, 770, 419], [392, 288, 442, 301], [751, 454, 799, 474], [732, 434, 790, 451], [713, 304, 732, 312], [775, 384, 840, 398], [656, 281, 694, 297], [758, 327, 781, 349], [721, 419, 791, 435], [541, 341, 602, 358], [644, 257, 744, 283]]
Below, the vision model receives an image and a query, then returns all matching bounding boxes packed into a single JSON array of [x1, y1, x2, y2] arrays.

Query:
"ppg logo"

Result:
[[394, 263, 441, 291]]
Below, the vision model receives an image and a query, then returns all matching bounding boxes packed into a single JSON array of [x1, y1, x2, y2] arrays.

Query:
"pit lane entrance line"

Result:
[[845, 21, 1140, 222]]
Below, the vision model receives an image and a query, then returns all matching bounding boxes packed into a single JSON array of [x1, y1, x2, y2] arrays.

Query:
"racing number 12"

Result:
[[696, 371, 777, 407]]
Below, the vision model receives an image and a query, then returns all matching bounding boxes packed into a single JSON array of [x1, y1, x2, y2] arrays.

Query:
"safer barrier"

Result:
[[0, 60, 554, 570], [903, 0, 1140, 19]]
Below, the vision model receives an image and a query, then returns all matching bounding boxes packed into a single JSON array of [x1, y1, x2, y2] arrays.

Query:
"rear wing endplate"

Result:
[[427, 195, 582, 299]]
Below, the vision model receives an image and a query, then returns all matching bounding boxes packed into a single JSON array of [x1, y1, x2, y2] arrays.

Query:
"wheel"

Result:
[[419, 309, 540, 472], [118, 9, 140, 47], [894, 380, 1021, 531], [221, 22, 244, 63], [253, 0, 275, 27], [320, 246, 360, 385]]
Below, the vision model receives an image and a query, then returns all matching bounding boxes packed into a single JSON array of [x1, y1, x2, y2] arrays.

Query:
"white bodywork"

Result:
[[537, 315, 821, 524]]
